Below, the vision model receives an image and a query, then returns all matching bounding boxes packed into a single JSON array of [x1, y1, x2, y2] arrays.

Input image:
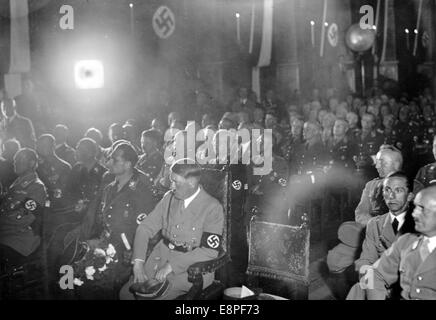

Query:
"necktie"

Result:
[[391, 217, 399, 235], [419, 238, 431, 262]]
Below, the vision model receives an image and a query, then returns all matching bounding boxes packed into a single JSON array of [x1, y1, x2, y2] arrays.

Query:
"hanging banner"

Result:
[[9, 0, 30, 73]]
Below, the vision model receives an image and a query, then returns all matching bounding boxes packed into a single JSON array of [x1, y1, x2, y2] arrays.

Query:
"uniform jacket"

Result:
[[355, 211, 415, 272], [136, 149, 164, 182], [98, 169, 157, 256], [2, 114, 36, 149], [0, 172, 47, 256], [37, 155, 71, 207], [369, 233, 436, 300], [355, 178, 388, 226], [414, 162, 436, 194], [133, 188, 224, 276]]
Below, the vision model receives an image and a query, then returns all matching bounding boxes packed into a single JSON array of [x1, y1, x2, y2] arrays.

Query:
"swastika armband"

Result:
[[23, 198, 40, 213], [200, 232, 222, 251]]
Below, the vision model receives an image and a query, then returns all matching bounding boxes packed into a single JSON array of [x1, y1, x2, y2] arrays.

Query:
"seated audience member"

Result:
[[66, 138, 107, 221], [327, 146, 403, 275], [0, 148, 48, 265], [53, 124, 76, 167], [137, 129, 164, 182], [151, 118, 165, 136], [168, 111, 181, 127], [414, 135, 436, 194], [123, 123, 141, 154], [0, 139, 20, 189], [62, 143, 157, 299], [85, 127, 105, 164], [365, 185, 436, 300], [201, 113, 216, 129], [347, 171, 415, 299], [36, 134, 71, 209], [1, 98, 36, 149], [119, 158, 224, 300]]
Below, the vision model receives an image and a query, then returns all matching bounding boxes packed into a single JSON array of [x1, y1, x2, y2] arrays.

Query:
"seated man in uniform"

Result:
[[346, 171, 415, 299], [120, 158, 224, 300], [414, 135, 436, 194], [0, 148, 48, 265], [365, 185, 436, 300]]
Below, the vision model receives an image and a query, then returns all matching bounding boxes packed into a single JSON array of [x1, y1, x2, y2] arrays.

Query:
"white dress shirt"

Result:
[[389, 211, 406, 232]]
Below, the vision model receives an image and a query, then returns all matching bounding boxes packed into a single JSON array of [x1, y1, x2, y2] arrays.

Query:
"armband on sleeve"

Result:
[[200, 232, 222, 251]]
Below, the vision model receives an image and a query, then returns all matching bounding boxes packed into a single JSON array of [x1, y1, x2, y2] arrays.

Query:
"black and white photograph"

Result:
[[0, 0, 435, 306]]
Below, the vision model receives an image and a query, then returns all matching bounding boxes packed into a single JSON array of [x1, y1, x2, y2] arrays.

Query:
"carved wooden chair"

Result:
[[246, 213, 310, 300]]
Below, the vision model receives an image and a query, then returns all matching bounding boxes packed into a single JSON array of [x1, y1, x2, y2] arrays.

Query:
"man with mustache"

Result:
[[119, 158, 224, 300], [365, 185, 436, 299], [347, 171, 415, 299]]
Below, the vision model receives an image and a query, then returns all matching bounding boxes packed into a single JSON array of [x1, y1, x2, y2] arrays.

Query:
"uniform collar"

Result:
[[10, 172, 38, 189], [184, 187, 201, 209]]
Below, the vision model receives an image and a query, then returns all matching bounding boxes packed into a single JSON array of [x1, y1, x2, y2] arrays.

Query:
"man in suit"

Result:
[[119, 158, 224, 300], [365, 185, 436, 300], [1, 98, 36, 149], [0, 148, 47, 265], [347, 171, 415, 299]]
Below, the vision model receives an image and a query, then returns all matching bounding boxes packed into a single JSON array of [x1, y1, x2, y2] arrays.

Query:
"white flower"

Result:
[[73, 278, 84, 286], [94, 248, 106, 257], [106, 244, 116, 258], [105, 256, 112, 264], [98, 264, 107, 272], [85, 266, 96, 280]]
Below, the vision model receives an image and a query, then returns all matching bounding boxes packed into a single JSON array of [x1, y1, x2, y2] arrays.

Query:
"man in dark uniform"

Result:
[[60, 143, 157, 299], [0, 139, 20, 191], [65, 138, 107, 224], [36, 134, 71, 210], [291, 121, 327, 175], [136, 129, 164, 183], [247, 133, 289, 224], [354, 113, 384, 181], [53, 124, 76, 167], [0, 148, 48, 265], [1, 98, 36, 149], [280, 117, 303, 162], [414, 135, 436, 194], [120, 159, 224, 300]]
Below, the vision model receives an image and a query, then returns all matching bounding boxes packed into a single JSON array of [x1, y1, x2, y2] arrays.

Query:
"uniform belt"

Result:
[[162, 237, 189, 253]]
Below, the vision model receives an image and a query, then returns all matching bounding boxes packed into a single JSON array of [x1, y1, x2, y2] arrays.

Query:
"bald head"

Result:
[[375, 147, 403, 178], [413, 186, 436, 237]]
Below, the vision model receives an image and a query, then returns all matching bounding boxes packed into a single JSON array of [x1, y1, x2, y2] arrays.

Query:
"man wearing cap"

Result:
[[346, 171, 415, 299], [119, 158, 224, 300], [0, 148, 47, 264], [365, 185, 436, 300]]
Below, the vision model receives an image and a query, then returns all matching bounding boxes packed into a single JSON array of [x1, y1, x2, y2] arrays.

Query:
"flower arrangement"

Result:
[[72, 241, 119, 287]]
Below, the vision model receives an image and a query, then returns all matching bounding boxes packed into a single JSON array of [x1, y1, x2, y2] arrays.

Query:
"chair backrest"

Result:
[[199, 165, 231, 256], [247, 214, 310, 285]]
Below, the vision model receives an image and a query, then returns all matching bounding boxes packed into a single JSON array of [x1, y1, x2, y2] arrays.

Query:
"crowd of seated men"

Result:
[[0, 82, 436, 300]]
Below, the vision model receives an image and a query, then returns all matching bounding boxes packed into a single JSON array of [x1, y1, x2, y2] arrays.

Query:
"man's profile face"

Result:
[[432, 137, 436, 161], [412, 191, 436, 237], [36, 138, 53, 158], [375, 151, 393, 178], [383, 176, 411, 214], [14, 151, 31, 176], [170, 172, 195, 200], [107, 149, 128, 175]]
